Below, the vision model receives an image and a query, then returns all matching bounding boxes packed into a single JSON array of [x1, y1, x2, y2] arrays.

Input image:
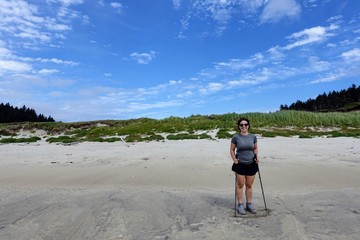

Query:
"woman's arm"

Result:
[[230, 143, 238, 164], [253, 142, 259, 164]]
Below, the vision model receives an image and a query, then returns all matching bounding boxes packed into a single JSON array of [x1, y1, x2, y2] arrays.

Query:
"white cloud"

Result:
[[173, 0, 182, 9], [192, 0, 235, 35], [327, 43, 337, 48], [176, 90, 193, 98], [130, 51, 157, 64], [242, 0, 267, 13], [0, 47, 13, 58], [128, 101, 182, 111], [45, 18, 72, 31], [35, 57, 78, 66], [310, 71, 346, 84], [57, 5, 82, 21], [208, 82, 223, 91], [267, 46, 285, 62], [47, 0, 84, 6], [110, 2, 122, 8], [303, 0, 319, 9], [178, 0, 267, 37], [260, 0, 301, 23], [215, 53, 265, 71], [38, 68, 60, 75], [169, 80, 182, 85], [0, 0, 75, 49], [110, 2, 123, 13], [225, 67, 272, 88], [227, 79, 258, 87], [284, 25, 337, 50], [307, 56, 330, 72], [17, 56, 77, 66], [0, 60, 32, 72], [200, 82, 224, 95], [15, 28, 52, 42], [176, 0, 302, 37], [341, 48, 360, 62]]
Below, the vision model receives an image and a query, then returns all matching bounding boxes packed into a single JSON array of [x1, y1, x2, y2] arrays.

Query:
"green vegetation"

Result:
[[46, 136, 78, 144], [167, 133, 212, 140], [216, 128, 234, 139], [0, 129, 14, 136], [0, 136, 41, 143], [0, 111, 359, 144], [341, 102, 360, 112], [125, 134, 164, 142]]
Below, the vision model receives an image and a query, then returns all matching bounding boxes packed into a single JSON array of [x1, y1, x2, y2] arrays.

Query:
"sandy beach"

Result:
[[0, 137, 359, 239]]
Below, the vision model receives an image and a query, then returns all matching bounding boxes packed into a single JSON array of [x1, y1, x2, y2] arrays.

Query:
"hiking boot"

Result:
[[237, 203, 247, 215], [246, 202, 257, 214]]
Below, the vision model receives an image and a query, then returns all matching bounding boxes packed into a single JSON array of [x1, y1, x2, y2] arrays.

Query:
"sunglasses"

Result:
[[240, 123, 248, 127]]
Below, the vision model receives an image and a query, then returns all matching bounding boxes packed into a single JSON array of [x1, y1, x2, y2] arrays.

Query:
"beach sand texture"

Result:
[[0, 137, 359, 239]]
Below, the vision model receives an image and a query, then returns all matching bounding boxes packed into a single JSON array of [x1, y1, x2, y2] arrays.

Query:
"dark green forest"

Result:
[[280, 84, 360, 112], [0, 103, 55, 123]]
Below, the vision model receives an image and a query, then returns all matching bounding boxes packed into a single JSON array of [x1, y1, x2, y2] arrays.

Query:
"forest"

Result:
[[280, 84, 360, 112], [0, 103, 55, 123]]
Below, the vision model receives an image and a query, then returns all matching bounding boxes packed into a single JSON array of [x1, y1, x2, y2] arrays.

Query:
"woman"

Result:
[[230, 117, 259, 215]]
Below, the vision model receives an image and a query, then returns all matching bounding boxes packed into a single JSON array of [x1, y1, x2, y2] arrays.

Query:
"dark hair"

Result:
[[237, 117, 250, 130]]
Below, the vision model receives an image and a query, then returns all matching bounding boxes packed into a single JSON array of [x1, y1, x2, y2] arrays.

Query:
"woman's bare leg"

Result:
[[236, 174, 245, 203], [245, 175, 256, 203]]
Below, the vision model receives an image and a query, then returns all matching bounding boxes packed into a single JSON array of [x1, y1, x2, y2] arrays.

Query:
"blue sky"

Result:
[[0, 0, 359, 122]]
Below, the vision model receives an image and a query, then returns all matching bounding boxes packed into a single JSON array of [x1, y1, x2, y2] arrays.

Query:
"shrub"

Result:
[[0, 129, 13, 136], [0, 136, 41, 143], [298, 134, 312, 138], [104, 137, 122, 142], [216, 129, 233, 139], [143, 134, 165, 142], [46, 136, 78, 143], [167, 133, 211, 140], [125, 134, 143, 142]]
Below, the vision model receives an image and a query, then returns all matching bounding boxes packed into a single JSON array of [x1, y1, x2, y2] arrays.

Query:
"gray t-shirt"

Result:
[[231, 133, 257, 164]]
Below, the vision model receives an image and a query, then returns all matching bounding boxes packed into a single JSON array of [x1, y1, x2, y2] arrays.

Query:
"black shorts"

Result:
[[232, 161, 258, 176]]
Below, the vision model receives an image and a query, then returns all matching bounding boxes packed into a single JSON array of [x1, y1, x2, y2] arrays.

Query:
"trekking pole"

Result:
[[257, 165, 268, 211], [234, 173, 237, 217]]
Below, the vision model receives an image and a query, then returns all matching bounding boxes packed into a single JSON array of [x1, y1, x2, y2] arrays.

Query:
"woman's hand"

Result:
[[254, 154, 259, 164], [233, 159, 239, 164]]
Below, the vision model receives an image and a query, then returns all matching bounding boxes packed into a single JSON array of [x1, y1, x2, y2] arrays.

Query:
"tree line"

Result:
[[0, 103, 55, 123], [280, 84, 360, 112]]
